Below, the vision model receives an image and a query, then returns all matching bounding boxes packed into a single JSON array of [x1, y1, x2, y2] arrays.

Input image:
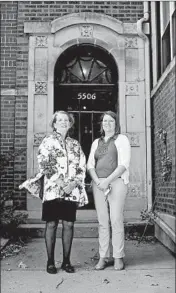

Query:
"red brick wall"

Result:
[[16, 1, 143, 89], [0, 1, 18, 199], [1, 1, 144, 89], [1, 1, 18, 88], [1, 96, 16, 194], [151, 65, 176, 216], [13, 94, 28, 209], [0, 1, 143, 208]]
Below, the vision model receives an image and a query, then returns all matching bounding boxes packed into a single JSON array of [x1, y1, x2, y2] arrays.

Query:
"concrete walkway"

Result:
[[1, 238, 175, 293]]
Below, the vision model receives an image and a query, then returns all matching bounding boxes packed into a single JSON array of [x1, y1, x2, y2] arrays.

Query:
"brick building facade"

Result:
[[150, 2, 175, 253], [0, 1, 175, 252], [1, 1, 144, 208]]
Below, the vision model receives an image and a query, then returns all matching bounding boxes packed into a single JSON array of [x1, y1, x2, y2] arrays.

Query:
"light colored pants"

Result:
[[93, 178, 127, 258]]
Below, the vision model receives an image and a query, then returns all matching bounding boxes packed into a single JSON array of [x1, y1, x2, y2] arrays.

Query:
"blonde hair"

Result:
[[50, 111, 75, 134]]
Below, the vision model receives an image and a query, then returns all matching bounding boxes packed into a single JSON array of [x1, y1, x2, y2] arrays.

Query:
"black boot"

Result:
[[61, 261, 75, 273], [47, 261, 57, 274]]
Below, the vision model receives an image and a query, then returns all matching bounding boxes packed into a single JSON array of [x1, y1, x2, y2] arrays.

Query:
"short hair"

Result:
[[50, 111, 75, 135], [100, 111, 120, 135]]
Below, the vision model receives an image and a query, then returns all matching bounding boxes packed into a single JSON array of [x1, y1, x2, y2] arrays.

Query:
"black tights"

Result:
[[45, 220, 74, 265]]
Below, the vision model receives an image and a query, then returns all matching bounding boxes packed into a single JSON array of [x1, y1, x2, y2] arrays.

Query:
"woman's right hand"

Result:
[[55, 178, 64, 187], [95, 180, 104, 191], [96, 179, 110, 191], [63, 181, 77, 194]]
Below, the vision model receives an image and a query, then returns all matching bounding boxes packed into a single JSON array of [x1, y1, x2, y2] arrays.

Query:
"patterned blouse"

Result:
[[19, 131, 88, 207]]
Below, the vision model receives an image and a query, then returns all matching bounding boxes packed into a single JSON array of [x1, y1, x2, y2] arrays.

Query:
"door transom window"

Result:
[[55, 44, 118, 85]]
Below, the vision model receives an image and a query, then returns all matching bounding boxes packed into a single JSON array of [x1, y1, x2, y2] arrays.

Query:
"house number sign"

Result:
[[77, 93, 96, 100]]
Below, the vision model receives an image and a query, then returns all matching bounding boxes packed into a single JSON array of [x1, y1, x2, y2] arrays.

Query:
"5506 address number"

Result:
[[77, 93, 96, 100]]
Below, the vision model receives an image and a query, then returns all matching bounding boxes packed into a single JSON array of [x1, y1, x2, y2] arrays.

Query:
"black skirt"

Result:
[[42, 199, 77, 222]]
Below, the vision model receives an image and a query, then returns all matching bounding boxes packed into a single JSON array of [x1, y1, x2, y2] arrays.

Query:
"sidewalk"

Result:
[[1, 238, 175, 293]]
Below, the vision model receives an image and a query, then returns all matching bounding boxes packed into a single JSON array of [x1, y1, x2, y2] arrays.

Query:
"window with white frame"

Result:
[[161, 2, 171, 72], [151, 2, 175, 85], [172, 8, 176, 57]]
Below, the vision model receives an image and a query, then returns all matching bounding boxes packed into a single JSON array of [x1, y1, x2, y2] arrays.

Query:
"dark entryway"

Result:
[[54, 44, 118, 208]]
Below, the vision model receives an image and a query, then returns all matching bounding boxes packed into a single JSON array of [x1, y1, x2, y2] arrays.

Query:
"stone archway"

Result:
[[24, 13, 148, 219], [54, 43, 119, 208]]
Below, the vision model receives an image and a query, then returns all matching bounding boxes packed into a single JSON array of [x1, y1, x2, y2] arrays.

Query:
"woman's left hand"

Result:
[[98, 180, 110, 191], [63, 181, 77, 194]]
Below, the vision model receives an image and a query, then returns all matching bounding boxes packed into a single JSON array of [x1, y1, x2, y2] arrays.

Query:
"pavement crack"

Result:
[[56, 278, 64, 289]]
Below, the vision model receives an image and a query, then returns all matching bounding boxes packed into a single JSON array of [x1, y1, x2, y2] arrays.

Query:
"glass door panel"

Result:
[[80, 113, 94, 208], [80, 113, 92, 160], [68, 111, 103, 209]]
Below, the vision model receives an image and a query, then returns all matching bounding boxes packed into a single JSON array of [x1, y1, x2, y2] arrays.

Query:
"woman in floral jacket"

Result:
[[19, 111, 88, 274]]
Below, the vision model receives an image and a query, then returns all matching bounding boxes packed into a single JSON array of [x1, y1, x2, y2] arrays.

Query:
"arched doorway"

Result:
[[54, 44, 118, 208], [26, 14, 148, 219]]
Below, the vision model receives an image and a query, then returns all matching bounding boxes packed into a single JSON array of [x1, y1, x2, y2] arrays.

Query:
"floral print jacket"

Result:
[[19, 132, 88, 207]]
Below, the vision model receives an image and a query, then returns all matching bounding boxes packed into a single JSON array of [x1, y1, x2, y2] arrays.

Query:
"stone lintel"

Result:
[[24, 22, 51, 34], [24, 18, 149, 37], [123, 22, 150, 35], [51, 13, 123, 34]]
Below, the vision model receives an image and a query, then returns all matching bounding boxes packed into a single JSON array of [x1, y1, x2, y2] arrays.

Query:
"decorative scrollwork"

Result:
[[127, 184, 140, 197], [125, 133, 140, 147], [36, 36, 48, 47], [125, 83, 139, 95], [35, 82, 47, 94], [125, 37, 138, 48], [34, 133, 46, 146], [80, 25, 93, 38]]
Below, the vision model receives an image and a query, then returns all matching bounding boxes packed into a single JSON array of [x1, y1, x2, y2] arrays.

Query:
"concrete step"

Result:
[[17, 221, 154, 238], [20, 209, 146, 223], [16, 209, 154, 238]]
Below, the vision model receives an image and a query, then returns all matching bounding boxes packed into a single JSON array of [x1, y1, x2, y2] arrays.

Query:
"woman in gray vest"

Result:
[[87, 111, 131, 270]]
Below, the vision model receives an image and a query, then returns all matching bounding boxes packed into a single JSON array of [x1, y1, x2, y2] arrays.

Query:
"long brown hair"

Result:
[[100, 111, 120, 136]]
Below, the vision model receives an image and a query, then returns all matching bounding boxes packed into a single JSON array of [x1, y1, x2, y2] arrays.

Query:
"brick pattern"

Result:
[[0, 1, 144, 208], [0, 94, 27, 208], [0, 1, 18, 197], [1, 1, 143, 89], [0, 1, 18, 88], [151, 66, 176, 216], [0, 96, 15, 183], [16, 0, 143, 89], [13, 95, 28, 209]]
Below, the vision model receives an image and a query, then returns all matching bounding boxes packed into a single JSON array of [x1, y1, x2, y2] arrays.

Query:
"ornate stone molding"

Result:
[[123, 23, 137, 34], [34, 132, 46, 146], [125, 83, 139, 95], [125, 133, 140, 147], [24, 22, 51, 33], [51, 13, 123, 34], [35, 36, 48, 47], [80, 25, 93, 38], [127, 184, 140, 197], [125, 37, 138, 48], [35, 82, 47, 94], [123, 22, 150, 35]]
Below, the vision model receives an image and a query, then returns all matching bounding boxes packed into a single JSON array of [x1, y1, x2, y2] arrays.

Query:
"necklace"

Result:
[[103, 134, 114, 142]]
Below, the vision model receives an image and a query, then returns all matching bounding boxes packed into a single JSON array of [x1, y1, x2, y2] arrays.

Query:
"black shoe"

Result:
[[61, 262, 75, 273], [47, 262, 57, 274]]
